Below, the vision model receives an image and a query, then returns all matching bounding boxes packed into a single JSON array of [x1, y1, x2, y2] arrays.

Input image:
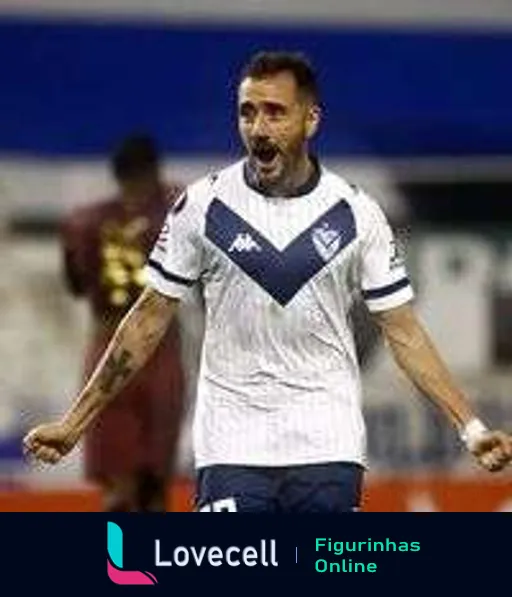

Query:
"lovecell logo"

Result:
[[107, 522, 157, 585]]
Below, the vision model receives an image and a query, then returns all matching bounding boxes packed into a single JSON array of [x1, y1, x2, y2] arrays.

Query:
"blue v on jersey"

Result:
[[145, 159, 413, 469]]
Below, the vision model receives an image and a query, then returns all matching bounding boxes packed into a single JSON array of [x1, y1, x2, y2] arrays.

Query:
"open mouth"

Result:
[[251, 143, 279, 166]]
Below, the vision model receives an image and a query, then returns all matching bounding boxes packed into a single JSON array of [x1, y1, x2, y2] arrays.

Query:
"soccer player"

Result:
[[58, 134, 185, 511], [24, 53, 512, 512]]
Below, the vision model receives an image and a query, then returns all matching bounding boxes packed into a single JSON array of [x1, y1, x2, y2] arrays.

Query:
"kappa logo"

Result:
[[107, 522, 158, 585], [228, 232, 262, 253], [311, 223, 342, 262]]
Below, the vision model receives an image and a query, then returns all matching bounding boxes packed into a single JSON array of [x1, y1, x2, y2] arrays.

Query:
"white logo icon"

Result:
[[312, 223, 341, 262], [228, 232, 262, 253]]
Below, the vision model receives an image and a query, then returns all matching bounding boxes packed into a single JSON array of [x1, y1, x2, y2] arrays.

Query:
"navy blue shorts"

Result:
[[195, 462, 364, 513]]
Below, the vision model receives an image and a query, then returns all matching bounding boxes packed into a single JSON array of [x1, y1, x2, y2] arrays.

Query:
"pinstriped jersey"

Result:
[[144, 159, 414, 468]]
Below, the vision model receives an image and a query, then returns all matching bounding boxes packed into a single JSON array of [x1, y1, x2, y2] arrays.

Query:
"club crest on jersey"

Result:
[[311, 223, 341, 262], [228, 232, 262, 253]]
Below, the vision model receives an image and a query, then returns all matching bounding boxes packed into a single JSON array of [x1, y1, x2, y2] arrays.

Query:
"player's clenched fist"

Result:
[[469, 431, 512, 472], [23, 421, 80, 465]]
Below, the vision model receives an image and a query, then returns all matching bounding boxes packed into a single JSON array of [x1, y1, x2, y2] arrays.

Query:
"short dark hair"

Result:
[[111, 134, 160, 181], [240, 51, 319, 102]]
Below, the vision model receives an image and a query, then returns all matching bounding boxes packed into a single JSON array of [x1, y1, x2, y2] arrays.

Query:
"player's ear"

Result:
[[305, 104, 321, 139]]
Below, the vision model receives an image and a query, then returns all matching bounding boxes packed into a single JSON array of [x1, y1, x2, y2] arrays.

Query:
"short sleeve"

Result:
[[144, 191, 203, 299], [359, 199, 414, 312]]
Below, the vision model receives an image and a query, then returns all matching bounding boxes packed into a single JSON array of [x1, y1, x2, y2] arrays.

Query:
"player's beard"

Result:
[[249, 139, 283, 187], [249, 139, 306, 196]]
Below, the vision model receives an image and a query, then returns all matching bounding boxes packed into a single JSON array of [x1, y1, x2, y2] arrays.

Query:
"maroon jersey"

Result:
[[61, 183, 183, 326], [60, 183, 186, 480]]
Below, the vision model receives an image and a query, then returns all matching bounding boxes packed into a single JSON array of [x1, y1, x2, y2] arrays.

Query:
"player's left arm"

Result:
[[356, 188, 512, 472], [373, 302, 512, 472]]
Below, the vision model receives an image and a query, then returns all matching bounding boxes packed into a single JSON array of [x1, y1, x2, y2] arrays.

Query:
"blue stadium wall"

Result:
[[2, 16, 512, 158]]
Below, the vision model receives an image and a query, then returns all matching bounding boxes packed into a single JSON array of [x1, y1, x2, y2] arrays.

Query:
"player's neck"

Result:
[[280, 154, 316, 197]]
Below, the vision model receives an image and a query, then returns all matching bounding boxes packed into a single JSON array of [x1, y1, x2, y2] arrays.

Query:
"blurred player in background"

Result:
[[25, 53, 512, 513], [59, 134, 185, 511]]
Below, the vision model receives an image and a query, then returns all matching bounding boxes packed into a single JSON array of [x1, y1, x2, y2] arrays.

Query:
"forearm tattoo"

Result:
[[95, 289, 174, 398], [99, 348, 134, 394]]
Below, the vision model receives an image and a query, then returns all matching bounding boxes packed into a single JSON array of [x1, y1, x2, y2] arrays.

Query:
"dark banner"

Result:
[[2, 17, 512, 157], [6, 514, 507, 592]]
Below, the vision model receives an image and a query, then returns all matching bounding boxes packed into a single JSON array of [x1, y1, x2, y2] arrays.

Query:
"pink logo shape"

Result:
[[107, 560, 157, 585]]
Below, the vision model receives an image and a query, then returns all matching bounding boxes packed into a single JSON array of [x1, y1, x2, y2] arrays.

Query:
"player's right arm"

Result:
[[23, 287, 179, 464], [24, 183, 205, 465]]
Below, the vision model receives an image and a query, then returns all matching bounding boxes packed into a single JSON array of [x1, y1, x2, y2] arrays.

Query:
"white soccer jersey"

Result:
[[145, 159, 414, 468]]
